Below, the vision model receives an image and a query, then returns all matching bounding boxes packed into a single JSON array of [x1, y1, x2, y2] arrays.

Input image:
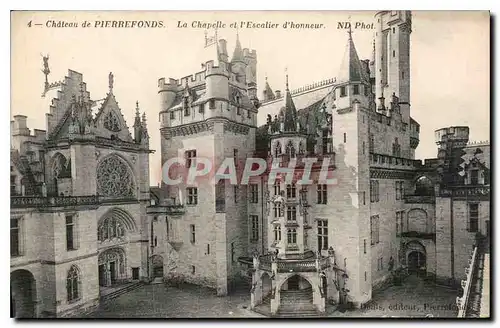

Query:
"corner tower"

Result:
[[329, 29, 372, 307], [374, 10, 412, 123]]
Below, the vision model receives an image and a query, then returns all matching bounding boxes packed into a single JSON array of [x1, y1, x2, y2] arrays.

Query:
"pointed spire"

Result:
[[231, 30, 244, 63], [263, 73, 275, 101], [134, 101, 141, 127], [337, 28, 369, 84], [281, 69, 299, 133]]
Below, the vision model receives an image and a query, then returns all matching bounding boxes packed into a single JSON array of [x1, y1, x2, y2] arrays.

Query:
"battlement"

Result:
[[243, 48, 257, 59], [466, 140, 490, 147], [435, 126, 470, 145], [204, 60, 229, 77]]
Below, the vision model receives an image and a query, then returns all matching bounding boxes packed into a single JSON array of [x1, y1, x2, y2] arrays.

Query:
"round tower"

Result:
[[204, 60, 229, 101]]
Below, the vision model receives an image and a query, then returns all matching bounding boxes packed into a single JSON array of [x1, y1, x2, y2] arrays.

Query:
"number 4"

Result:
[[27, 20, 32, 27]]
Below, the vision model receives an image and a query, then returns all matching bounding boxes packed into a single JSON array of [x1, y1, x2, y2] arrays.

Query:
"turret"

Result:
[[230, 32, 247, 84], [333, 28, 371, 111], [218, 39, 228, 63], [262, 76, 275, 102], [158, 78, 179, 112], [374, 10, 412, 122]]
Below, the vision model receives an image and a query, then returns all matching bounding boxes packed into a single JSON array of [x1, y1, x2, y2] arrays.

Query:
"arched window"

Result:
[[369, 134, 375, 152], [286, 141, 296, 158], [287, 228, 297, 244], [66, 265, 81, 302], [274, 142, 282, 158]]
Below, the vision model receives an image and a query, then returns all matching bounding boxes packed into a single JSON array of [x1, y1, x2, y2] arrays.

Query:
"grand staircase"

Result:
[[277, 287, 321, 318]]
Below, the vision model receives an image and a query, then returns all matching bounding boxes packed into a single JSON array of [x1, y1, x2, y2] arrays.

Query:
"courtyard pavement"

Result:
[[85, 274, 458, 318]]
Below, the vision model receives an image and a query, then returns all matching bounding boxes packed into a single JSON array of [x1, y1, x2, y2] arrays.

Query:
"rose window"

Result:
[[97, 155, 135, 198]]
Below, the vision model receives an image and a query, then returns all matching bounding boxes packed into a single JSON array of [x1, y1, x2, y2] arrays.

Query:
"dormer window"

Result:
[[183, 98, 190, 116], [470, 170, 479, 185], [340, 86, 347, 97], [353, 85, 359, 95], [209, 99, 216, 109]]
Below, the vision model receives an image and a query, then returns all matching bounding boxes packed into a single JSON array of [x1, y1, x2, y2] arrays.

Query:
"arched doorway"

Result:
[[408, 251, 426, 272], [404, 241, 427, 275], [98, 247, 127, 287], [151, 255, 164, 278], [279, 274, 314, 312], [11, 269, 36, 318]]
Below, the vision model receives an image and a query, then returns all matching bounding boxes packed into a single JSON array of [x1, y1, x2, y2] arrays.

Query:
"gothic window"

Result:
[[96, 155, 135, 198], [66, 265, 81, 303], [468, 203, 479, 232], [275, 141, 282, 158], [104, 112, 121, 132], [286, 141, 296, 158], [369, 134, 375, 152]]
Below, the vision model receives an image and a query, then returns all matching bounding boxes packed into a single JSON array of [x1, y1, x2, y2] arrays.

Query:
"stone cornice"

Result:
[[161, 117, 252, 139]]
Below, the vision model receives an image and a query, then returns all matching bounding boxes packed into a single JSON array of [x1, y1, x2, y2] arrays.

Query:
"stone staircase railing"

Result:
[[457, 246, 478, 317]]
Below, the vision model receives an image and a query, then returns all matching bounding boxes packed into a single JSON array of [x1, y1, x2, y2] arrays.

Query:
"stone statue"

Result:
[[109, 72, 114, 92]]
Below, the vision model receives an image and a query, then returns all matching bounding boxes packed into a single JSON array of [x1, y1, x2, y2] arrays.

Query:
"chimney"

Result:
[[275, 90, 281, 98], [218, 39, 228, 62], [12, 115, 30, 136]]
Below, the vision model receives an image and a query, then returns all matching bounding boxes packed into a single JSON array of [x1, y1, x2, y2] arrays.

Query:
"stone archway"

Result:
[[279, 274, 314, 313], [11, 269, 36, 318], [403, 241, 427, 274], [151, 255, 164, 278], [98, 247, 127, 287]]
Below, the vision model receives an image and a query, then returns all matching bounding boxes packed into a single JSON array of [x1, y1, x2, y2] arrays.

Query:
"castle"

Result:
[[10, 10, 490, 318]]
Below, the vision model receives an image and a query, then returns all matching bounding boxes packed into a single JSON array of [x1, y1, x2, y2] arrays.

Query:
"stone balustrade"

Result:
[[457, 246, 478, 317]]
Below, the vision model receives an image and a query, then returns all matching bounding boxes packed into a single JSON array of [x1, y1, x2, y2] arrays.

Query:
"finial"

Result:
[[136, 101, 140, 114], [347, 15, 353, 39], [285, 67, 289, 90], [79, 82, 85, 103], [109, 72, 114, 93], [142, 112, 147, 126]]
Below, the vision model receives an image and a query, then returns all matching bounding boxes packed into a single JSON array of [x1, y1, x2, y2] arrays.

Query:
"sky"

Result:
[[11, 11, 490, 185]]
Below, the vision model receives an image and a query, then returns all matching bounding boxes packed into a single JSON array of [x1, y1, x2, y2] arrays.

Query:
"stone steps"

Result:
[[100, 281, 144, 303]]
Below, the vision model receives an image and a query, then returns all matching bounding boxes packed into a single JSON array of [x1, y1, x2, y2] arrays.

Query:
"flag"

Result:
[[204, 30, 218, 48]]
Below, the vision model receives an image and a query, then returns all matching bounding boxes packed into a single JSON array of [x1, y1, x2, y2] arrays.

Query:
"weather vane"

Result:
[[41, 53, 62, 98]]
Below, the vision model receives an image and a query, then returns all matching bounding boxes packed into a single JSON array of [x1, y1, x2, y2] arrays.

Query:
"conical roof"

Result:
[[337, 31, 369, 84], [281, 74, 299, 133]]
